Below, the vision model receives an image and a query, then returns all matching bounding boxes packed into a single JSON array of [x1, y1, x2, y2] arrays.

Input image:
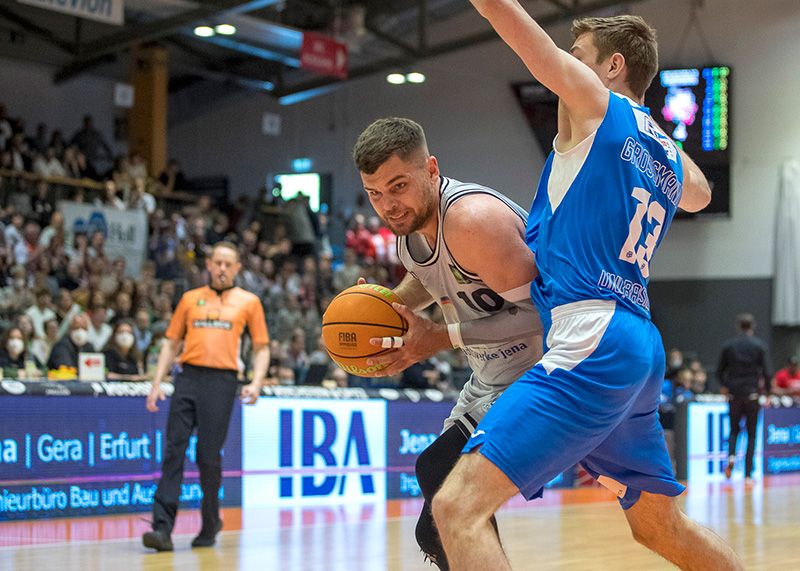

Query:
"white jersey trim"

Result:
[[548, 130, 597, 213], [500, 282, 533, 303], [540, 300, 616, 375]]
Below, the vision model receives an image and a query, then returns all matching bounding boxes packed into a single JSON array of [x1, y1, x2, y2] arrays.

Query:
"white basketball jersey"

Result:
[[397, 177, 542, 393]]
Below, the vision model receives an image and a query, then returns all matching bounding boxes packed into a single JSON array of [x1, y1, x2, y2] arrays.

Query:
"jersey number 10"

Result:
[[618, 186, 665, 279], [456, 288, 505, 313]]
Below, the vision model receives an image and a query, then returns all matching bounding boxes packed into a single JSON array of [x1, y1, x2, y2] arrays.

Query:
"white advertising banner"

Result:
[[16, 0, 124, 25], [687, 401, 763, 483], [59, 201, 147, 276], [242, 398, 387, 506]]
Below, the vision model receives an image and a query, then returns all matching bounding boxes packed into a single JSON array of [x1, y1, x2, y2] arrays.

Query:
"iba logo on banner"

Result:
[[687, 402, 763, 482], [243, 399, 386, 505]]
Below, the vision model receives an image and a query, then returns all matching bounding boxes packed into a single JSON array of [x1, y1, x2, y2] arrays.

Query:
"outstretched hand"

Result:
[[146, 385, 166, 412], [367, 302, 451, 377]]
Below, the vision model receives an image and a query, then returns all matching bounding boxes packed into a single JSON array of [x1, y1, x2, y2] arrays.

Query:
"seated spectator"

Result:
[[95, 179, 125, 210], [129, 177, 156, 214], [133, 308, 152, 353], [112, 291, 134, 323], [103, 320, 145, 381], [333, 248, 362, 292], [13, 313, 35, 350], [158, 158, 187, 193], [62, 145, 95, 179], [329, 367, 349, 388], [31, 181, 54, 227], [14, 221, 41, 266], [8, 132, 31, 172], [66, 231, 89, 266], [666, 348, 684, 382], [687, 358, 709, 394], [127, 151, 148, 180], [30, 319, 59, 369], [283, 328, 309, 381], [39, 211, 64, 249], [673, 368, 696, 403], [48, 313, 92, 370], [308, 335, 332, 367], [0, 326, 27, 371], [32, 147, 66, 178], [345, 214, 375, 260], [0, 265, 34, 313], [48, 129, 66, 159], [87, 300, 113, 351], [25, 287, 56, 339], [774, 356, 800, 397], [0, 104, 12, 149], [57, 260, 83, 291], [4, 213, 24, 255]]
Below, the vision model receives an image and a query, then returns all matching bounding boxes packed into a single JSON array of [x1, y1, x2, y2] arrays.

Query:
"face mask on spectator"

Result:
[[7, 338, 24, 357], [70, 328, 88, 346], [116, 332, 135, 350]]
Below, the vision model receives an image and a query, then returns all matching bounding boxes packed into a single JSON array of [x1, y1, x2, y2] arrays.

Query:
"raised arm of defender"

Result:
[[470, 0, 607, 124]]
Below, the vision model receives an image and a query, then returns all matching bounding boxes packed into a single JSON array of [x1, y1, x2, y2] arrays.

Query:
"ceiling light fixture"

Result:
[[215, 24, 237, 35], [406, 72, 426, 83], [386, 73, 406, 85], [193, 25, 215, 37]]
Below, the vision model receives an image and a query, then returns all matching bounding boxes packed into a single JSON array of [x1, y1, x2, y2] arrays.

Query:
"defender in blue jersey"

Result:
[[433, 4, 743, 570]]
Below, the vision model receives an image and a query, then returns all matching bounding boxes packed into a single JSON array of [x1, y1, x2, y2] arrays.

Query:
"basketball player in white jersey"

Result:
[[352, 117, 543, 570]]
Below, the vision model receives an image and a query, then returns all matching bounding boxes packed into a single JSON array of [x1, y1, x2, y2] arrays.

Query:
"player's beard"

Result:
[[381, 186, 437, 236]]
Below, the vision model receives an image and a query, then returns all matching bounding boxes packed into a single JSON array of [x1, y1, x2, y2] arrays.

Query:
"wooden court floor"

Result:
[[2, 476, 799, 570]]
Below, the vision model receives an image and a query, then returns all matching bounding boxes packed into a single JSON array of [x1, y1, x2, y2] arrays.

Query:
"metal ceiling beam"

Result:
[[0, 5, 77, 54], [178, 64, 275, 91], [277, 0, 646, 103], [54, 0, 283, 83], [187, 32, 301, 67]]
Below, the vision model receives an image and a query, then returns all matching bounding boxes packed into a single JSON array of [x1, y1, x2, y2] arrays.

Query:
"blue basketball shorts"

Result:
[[462, 300, 685, 509]]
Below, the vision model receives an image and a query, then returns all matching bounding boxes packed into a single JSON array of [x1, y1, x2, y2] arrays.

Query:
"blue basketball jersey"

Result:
[[527, 92, 684, 324]]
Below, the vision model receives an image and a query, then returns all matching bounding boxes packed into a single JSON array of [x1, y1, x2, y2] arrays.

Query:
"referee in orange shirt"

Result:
[[143, 242, 270, 552]]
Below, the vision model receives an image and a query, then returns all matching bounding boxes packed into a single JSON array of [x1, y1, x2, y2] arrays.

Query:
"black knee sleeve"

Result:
[[415, 425, 467, 502]]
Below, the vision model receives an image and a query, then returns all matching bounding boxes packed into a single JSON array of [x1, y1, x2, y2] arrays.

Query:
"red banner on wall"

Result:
[[300, 32, 348, 79]]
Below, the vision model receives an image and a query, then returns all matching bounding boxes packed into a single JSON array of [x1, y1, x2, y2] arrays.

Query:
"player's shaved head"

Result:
[[353, 117, 429, 175]]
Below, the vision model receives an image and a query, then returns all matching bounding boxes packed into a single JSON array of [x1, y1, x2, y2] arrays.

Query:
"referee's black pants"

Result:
[[153, 365, 238, 534], [728, 395, 760, 478]]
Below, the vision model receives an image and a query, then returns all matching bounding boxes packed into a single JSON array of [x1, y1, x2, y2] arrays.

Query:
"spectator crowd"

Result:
[[0, 103, 465, 393]]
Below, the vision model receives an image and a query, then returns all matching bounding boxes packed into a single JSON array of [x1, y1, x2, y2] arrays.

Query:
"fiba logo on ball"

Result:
[[337, 331, 358, 348]]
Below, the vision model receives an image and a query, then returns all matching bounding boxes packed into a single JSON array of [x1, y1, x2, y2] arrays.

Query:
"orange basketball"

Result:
[[322, 284, 408, 377]]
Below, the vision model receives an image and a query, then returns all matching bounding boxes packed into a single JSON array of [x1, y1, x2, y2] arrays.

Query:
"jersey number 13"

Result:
[[618, 186, 665, 279]]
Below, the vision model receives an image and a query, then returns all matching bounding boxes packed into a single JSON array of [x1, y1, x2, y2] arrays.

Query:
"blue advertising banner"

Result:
[[386, 401, 452, 499], [763, 407, 800, 475], [0, 396, 242, 520]]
